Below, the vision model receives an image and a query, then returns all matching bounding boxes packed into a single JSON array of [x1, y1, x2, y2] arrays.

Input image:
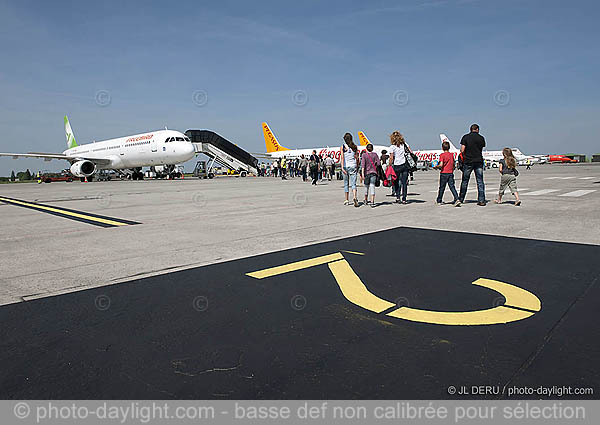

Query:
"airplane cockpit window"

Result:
[[165, 138, 170, 143], [176, 137, 184, 141]]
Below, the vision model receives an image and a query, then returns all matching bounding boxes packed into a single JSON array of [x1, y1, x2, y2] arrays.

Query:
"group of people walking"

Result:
[[258, 153, 336, 183], [339, 124, 522, 208], [434, 123, 521, 207], [260, 123, 523, 208]]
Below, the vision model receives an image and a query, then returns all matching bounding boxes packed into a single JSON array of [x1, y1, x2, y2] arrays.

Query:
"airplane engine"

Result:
[[70, 160, 96, 177]]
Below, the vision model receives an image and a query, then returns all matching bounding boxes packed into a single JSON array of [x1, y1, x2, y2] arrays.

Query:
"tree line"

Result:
[[0, 169, 33, 182]]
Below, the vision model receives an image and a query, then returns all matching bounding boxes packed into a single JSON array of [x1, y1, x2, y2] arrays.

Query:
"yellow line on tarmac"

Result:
[[386, 278, 541, 325], [328, 259, 395, 313], [473, 278, 541, 311], [0, 196, 129, 227], [387, 305, 534, 326], [246, 252, 345, 279]]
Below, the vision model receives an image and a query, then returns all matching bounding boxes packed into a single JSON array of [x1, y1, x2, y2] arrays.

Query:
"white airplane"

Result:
[[482, 147, 544, 166], [262, 124, 461, 166], [433, 134, 545, 166], [359, 131, 461, 162], [261, 123, 387, 163], [0, 116, 196, 180]]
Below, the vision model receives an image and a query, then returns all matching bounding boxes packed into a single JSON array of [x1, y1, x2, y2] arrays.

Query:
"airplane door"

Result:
[[120, 143, 125, 155], [151, 140, 157, 152]]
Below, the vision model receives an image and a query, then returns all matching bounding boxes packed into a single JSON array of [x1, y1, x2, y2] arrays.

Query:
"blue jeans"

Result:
[[364, 173, 377, 197], [343, 166, 357, 193], [459, 163, 485, 203], [393, 164, 409, 201], [437, 173, 459, 203]]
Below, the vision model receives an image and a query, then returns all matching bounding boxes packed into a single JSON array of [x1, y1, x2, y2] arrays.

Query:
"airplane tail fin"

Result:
[[358, 131, 371, 146], [65, 116, 78, 149], [262, 122, 289, 153], [440, 133, 458, 151]]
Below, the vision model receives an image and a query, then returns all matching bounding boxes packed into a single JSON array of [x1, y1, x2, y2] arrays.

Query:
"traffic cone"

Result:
[[84, 176, 88, 183]]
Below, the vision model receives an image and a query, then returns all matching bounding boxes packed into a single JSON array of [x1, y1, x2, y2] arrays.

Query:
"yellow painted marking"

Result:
[[474, 278, 541, 311], [245, 252, 541, 326], [387, 305, 534, 325], [341, 250, 365, 256], [0, 197, 128, 227], [328, 259, 395, 313], [246, 252, 344, 279], [386, 278, 541, 325]]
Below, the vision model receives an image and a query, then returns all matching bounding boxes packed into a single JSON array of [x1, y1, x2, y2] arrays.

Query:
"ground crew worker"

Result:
[[37, 171, 42, 184], [281, 156, 287, 180]]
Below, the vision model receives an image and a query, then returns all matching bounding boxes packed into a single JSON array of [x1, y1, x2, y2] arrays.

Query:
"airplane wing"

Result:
[[251, 152, 273, 159], [0, 152, 112, 165]]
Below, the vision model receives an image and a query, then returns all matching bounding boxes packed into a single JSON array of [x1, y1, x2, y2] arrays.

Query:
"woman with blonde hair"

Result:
[[388, 131, 413, 204], [495, 148, 521, 206]]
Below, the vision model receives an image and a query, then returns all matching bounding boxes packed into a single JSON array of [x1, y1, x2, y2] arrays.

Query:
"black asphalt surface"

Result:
[[0, 227, 598, 399]]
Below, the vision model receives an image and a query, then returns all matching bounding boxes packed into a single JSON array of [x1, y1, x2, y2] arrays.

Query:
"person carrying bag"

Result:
[[388, 131, 412, 204], [404, 143, 418, 173]]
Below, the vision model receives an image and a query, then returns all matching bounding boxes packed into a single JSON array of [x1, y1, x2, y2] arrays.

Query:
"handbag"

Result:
[[404, 144, 417, 172]]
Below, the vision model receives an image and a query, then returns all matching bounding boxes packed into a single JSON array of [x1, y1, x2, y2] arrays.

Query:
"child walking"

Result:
[[434, 140, 460, 206], [495, 148, 522, 206]]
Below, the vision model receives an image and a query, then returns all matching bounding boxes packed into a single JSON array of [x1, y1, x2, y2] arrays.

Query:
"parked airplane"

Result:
[[436, 134, 545, 166], [482, 148, 543, 166], [360, 131, 460, 163], [261, 123, 386, 163], [548, 155, 578, 163], [262, 125, 462, 166], [0, 116, 196, 180]]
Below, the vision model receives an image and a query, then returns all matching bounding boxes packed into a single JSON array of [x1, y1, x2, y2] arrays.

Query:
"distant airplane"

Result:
[[0, 116, 196, 180], [548, 155, 578, 163], [437, 134, 546, 166]]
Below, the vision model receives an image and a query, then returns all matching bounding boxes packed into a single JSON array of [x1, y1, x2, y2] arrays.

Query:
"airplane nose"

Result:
[[183, 143, 195, 158]]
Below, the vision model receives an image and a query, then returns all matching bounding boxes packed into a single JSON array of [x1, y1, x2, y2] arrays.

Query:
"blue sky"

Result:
[[0, 0, 599, 175]]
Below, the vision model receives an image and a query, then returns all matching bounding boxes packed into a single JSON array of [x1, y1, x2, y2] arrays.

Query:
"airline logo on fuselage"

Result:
[[415, 151, 459, 162], [125, 134, 153, 144]]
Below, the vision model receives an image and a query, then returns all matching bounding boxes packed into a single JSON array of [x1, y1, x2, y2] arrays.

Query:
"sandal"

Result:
[[515, 200, 521, 206]]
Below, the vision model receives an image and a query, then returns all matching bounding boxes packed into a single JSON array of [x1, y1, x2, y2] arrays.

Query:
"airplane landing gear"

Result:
[[131, 168, 144, 180]]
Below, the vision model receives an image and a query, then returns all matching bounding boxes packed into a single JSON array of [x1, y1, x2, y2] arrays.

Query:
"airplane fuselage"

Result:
[[267, 145, 460, 165], [64, 130, 195, 170]]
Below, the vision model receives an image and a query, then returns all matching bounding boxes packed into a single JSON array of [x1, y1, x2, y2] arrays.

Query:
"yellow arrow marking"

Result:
[[245, 252, 542, 326]]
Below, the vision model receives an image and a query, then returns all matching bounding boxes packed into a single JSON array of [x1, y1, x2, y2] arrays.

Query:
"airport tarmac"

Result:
[[1, 163, 599, 399]]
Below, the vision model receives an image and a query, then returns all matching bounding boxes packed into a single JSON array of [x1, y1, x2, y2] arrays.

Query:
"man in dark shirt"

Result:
[[459, 124, 486, 206]]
